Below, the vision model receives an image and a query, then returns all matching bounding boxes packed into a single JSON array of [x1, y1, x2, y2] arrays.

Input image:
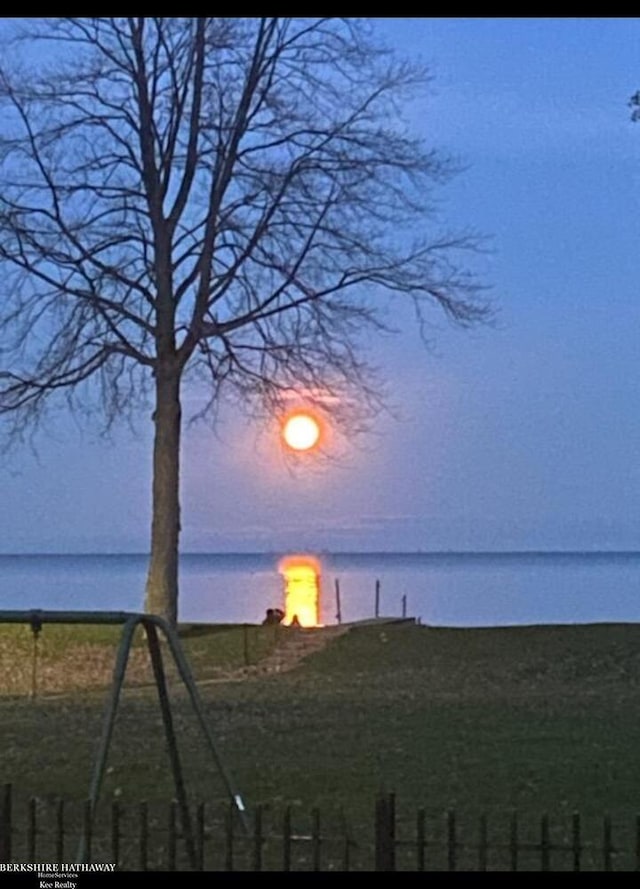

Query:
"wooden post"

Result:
[[243, 624, 250, 666], [31, 631, 39, 701], [375, 579, 380, 618], [335, 579, 342, 624]]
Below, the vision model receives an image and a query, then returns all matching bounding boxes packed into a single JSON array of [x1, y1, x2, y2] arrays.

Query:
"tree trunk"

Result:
[[144, 368, 182, 625]]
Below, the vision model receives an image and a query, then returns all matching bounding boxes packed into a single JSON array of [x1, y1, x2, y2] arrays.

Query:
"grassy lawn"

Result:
[[0, 622, 281, 695], [3, 621, 640, 868]]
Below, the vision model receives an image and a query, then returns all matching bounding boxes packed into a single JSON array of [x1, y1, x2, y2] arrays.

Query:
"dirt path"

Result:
[[200, 625, 351, 684]]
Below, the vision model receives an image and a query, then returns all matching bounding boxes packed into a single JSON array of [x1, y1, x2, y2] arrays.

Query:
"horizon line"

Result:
[[2, 549, 640, 558]]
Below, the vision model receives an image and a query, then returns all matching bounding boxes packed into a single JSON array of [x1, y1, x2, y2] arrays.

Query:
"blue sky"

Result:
[[2, 17, 640, 554]]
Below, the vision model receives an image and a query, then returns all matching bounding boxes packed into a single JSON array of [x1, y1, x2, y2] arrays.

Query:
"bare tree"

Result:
[[0, 18, 487, 624]]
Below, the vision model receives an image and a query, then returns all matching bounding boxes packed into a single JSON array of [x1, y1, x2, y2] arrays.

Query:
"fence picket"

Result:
[[603, 815, 613, 872], [111, 802, 120, 868], [375, 794, 395, 871], [167, 800, 177, 871], [446, 811, 456, 872], [416, 808, 426, 872], [138, 802, 148, 872], [1, 793, 638, 872], [282, 806, 292, 872], [55, 799, 64, 864], [572, 812, 581, 872], [83, 799, 92, 864], [339, 806, 351, 872], [540, 814, 550, 871], [225, 803, 234, 872], [196, 802, 205, 871], [509, 812, 518, 872], [0, 784, 11, 862], [478, 814, 487, 872], [311, 808, 321, 872], [26, 797, 36, 860], [253, 805, 263, 872]]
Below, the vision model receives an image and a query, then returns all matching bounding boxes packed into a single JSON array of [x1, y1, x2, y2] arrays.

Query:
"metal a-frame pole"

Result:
[[0, 611, 249, 867], [156, 616, 250, 830], [76, 614, 139, 863], [144, 619, 198, 869]]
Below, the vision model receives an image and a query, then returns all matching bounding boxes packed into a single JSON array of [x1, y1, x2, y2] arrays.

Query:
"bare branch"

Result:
[[0, 16, 489, 438]]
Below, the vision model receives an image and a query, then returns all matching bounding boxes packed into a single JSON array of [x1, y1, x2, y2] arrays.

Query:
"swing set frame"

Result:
[[0, 610, 249, 867]]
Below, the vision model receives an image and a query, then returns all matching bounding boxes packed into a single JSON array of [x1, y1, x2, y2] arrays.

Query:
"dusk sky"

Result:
[[2, 17, 640, 555]]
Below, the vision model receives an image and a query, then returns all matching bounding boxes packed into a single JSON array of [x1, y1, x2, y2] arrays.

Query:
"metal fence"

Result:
[[374, 793, 640, 872], [0, 784, 356, 872], [3, 785, 640, 871]]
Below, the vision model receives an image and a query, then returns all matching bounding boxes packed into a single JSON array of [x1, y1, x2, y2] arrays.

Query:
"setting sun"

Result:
[[282, 412, 321, 452]]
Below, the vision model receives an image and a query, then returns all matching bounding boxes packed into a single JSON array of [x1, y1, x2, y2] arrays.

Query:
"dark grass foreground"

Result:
[[2, 622, 640, 865]]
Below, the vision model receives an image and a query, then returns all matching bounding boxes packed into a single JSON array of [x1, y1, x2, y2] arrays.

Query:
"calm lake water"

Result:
[[1, 552, 639, 627]]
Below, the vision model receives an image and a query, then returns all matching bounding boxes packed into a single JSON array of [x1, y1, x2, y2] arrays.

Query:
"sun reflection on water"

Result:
[[278, 555, 322, 627]]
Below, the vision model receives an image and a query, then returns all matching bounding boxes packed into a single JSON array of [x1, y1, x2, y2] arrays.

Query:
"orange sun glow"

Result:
[[278, 555, 321, 627], [282, 412, 321, 452]]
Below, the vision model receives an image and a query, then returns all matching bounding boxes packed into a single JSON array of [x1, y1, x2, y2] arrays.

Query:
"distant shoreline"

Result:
[[2, 550, 640, 558]]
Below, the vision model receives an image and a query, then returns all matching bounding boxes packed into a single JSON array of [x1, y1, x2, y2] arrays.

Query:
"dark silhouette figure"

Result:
[[262, 608, 285, 626]]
